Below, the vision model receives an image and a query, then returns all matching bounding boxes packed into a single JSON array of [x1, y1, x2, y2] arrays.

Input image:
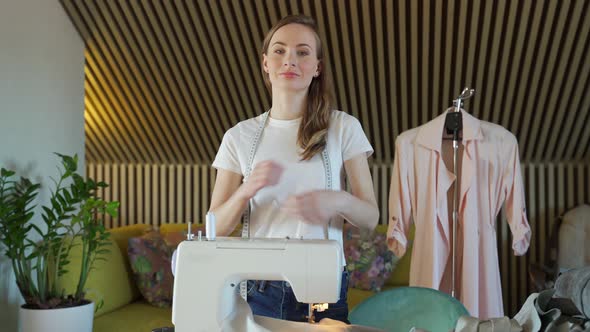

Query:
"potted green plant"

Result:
[[0, 153, 119, 332]]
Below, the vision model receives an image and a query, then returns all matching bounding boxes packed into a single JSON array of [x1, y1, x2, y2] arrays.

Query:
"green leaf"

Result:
[[85, 179, 96, 190], [1, 168, 16, 177], [63, 190, 73, 204], [105, 202, 120, 217], [42, 206, 56, 222], [55, 153, 78, 174], [95, 299, 104, 312], [56, 198, 70, 216], [30, 224, 44, 237]]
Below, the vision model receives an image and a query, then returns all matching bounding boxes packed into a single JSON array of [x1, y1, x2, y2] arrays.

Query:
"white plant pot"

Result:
[[19, 301, 94, 332]]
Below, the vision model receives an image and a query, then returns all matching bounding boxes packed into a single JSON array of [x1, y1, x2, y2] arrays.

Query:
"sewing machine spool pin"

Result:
[[206, 212, 216, 241]]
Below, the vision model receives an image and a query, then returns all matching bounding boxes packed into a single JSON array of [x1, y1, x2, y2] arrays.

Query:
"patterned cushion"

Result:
[[127, 232, 174, 307], [343, 223, 399, 292]]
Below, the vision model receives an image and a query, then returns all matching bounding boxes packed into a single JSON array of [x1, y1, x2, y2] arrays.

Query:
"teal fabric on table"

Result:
[[348, 286, 469, 332]]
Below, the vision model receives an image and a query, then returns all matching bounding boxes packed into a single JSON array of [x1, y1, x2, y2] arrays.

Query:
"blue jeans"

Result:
[[246, 270, 350, 323]]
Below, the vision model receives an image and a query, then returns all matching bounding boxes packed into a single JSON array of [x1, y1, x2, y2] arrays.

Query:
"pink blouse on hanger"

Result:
[[387, 109, 531, 319]]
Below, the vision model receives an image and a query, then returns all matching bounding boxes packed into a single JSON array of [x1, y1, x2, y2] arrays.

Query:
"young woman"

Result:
[[209, 14, 379, 323]]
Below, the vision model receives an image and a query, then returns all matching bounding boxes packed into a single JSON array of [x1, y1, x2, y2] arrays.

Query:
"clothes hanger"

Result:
[[443, 87, 475, 140]]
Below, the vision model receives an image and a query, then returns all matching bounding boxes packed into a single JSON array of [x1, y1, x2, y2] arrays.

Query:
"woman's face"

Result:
[[263, 23, 320, 93]]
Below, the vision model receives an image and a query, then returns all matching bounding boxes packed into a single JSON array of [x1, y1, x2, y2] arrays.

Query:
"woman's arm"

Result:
[[282, 153, 379, 231], [209, 161, 284, 236], [338, 153, 379, 231], [209, 169, 247, 236]]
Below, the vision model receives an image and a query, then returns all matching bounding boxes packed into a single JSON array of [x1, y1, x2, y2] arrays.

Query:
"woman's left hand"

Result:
[[281, 190, 341, 225]]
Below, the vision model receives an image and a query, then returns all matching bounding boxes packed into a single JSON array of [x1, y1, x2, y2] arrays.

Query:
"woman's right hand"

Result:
[[236, 160, 284, 200]]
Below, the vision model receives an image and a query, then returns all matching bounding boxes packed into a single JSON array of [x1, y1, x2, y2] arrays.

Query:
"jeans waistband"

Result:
[[253, 269, 348, 293]]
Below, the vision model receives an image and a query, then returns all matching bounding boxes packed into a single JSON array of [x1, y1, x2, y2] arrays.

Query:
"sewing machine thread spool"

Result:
[[206, 211, 216, 241]]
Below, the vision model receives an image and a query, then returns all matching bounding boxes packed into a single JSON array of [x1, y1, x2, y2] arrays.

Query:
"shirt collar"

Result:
[[416, 108, 483, 152]]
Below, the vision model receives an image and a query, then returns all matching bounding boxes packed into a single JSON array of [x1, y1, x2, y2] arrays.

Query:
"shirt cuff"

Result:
[[387, 231, 408, 257], [512, 211, 531, 256]]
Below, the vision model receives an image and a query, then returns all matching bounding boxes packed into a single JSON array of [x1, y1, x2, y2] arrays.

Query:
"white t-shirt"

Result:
[[212, 111, 373, 256]]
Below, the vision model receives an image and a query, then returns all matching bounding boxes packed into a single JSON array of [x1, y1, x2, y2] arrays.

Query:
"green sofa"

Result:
[[61, 223, 412, 332]]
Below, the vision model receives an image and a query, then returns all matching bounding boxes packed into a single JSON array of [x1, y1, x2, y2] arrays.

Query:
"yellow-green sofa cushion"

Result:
[[58, 224, 152, 318], [159, 222, 241, 237], [58, 236, 135, 317], [159, 222, 191, 235]]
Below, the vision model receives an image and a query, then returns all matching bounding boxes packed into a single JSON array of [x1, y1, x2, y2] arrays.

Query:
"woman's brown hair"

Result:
[[261, 15, 334, 161]]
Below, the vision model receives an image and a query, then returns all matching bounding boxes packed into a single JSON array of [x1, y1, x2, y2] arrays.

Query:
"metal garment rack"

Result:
[[447, 87, 475, 298]]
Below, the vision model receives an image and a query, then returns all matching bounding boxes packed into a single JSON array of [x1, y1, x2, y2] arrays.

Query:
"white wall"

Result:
[[0, 0, 84, 330]]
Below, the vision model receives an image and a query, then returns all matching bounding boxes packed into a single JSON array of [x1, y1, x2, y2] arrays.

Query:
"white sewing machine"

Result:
[[171, 234, 384, 332]]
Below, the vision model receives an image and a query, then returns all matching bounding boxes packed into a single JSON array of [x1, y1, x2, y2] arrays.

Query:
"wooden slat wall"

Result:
[[88, 161, 590, 316], [60, 0, 590, 165], [87, 163, 216, 228]]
